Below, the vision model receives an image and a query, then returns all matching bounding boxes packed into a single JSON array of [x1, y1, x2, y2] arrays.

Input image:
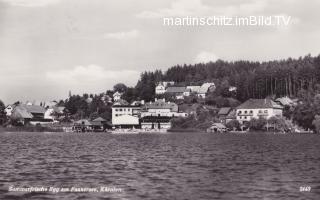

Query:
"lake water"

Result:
[[0, 132, 319, 200]]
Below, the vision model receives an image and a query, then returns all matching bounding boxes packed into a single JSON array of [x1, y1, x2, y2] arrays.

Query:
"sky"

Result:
[[0, 0, 320, 104]]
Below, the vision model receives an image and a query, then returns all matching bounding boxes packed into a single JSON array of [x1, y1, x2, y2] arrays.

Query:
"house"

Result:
[[218, 107, 232, 124], [225, 109, 236, 124], [236, 99, 283, 124], [141, 98, 187, 117], [197, 83, 215, 98], [10, 104, 48, 125], [275, 96, 295, 107], [140, 99, 187, 130], [229, 86, 237, 92], [155, 82, 166, 95], [165, 86, 191, 99], [186, 86, 201, 93], [5, 105, 14, 116], [140, 116, 172, 129], [112, 104, 141, 128], [207, 123, 227, 133], [44, 106, 66, 121], [73, 119, 93, 132], [113, 91, 122, 101]]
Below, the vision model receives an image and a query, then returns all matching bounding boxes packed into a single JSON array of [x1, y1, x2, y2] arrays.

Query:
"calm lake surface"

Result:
[[0, 132, 319, 200]]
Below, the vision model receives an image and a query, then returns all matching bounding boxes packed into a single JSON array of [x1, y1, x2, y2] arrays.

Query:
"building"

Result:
[[218, 107, 232, 124], [207, 123, 227, 133], [236, 99, 283, 124], [112, 104, 141, 128], [275, 96, 295, 107], [165, 86, 191, 99], [155, 83, 166, 95], [5, 105, 14, 116], [10, 104, 49, 125], [140, 99, 187, 130], [113, 91, 122, 101], [197, 83, 216, 98]]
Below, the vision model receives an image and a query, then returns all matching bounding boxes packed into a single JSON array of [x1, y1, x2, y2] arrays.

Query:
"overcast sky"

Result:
[[1, 0, 320, 104]]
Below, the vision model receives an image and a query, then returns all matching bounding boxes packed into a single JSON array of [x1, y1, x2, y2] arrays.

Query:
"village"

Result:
[[1, 80, 306, 134]]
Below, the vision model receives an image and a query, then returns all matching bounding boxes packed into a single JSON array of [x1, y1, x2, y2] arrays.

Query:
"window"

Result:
[[250, 110, 253, 114], [240, 116, 242, 119], [119, 109, 122, 111], [238, 111, 242, 114], [244, 116, 247, 119], [264, 110, 268, 113], [115, 114, 118, 117], [244, 110, 247, 114], [259, 110, 262, 113], [115, 109, 118, 111]]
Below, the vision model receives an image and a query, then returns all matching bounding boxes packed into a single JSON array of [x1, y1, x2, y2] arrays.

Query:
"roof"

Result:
[[226, 110, 236, 119], [74, 119, 92, 126], [199, 83, 215, 94], [12, 107, 33, 119], [113, 99, 129, 106], [92, 117, 106, 122], [218, 107, 232, 115], [275, 96, 294, 106], [237, 99, 283, 109], [165, 87, 189, 93], [210, 123, 226, 129], [144, 99, 178, 112], [186, 86, 201, 93], [19, 104, 46, 114]]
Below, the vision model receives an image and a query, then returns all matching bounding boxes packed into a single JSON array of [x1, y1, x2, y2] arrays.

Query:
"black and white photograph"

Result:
[[0, 0, 320, 199]]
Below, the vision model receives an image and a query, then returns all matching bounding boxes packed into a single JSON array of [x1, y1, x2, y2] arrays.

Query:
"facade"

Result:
[[113, 92, 122, 101], [236, 99, 283, 124], [112, 105, 141, 128], [141, 98, 187, 118], [112, 115, 140, 128], [218, 107, 232, 124], [155, 83, 166, 95]]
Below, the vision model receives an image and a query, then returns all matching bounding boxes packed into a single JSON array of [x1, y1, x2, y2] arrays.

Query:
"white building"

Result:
[[112, 105, 141, 128], [113, 92, 122, 101], [236, 99, 283, 124], [155, 83, 166, 95], [5, 105, 14, 116], [141, 98, 187, 118]]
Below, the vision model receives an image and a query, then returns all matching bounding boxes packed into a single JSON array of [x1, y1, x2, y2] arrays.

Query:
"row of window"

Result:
[[114, 108, 131, 112], [238, 110, 268, 114]]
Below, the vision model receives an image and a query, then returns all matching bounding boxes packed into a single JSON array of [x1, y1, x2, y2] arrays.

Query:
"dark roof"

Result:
[[237, 99, 282, 109], [218, 107, 231, 115], [165, 87, 188, 93]]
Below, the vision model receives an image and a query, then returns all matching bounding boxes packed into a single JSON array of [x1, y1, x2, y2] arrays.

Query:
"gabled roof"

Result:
[[237, 99, 282, 109], [199, 83, 215, 94], [165, 86, 189, 93], [218, 107, 232, 115], [275, 96, 294, 106], [12, 107, 33, 119], [19, 104, 46, 114], [210, 123, 226, 129], [92, 117, 106, 122]]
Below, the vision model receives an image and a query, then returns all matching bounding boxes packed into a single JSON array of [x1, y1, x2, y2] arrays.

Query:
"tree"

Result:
[[312, 115, 320, 134], [113, 83, 127, 93], [226, 119, 240, 131], [0, 100, 6, 125], [249, 117, 267, 131]]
